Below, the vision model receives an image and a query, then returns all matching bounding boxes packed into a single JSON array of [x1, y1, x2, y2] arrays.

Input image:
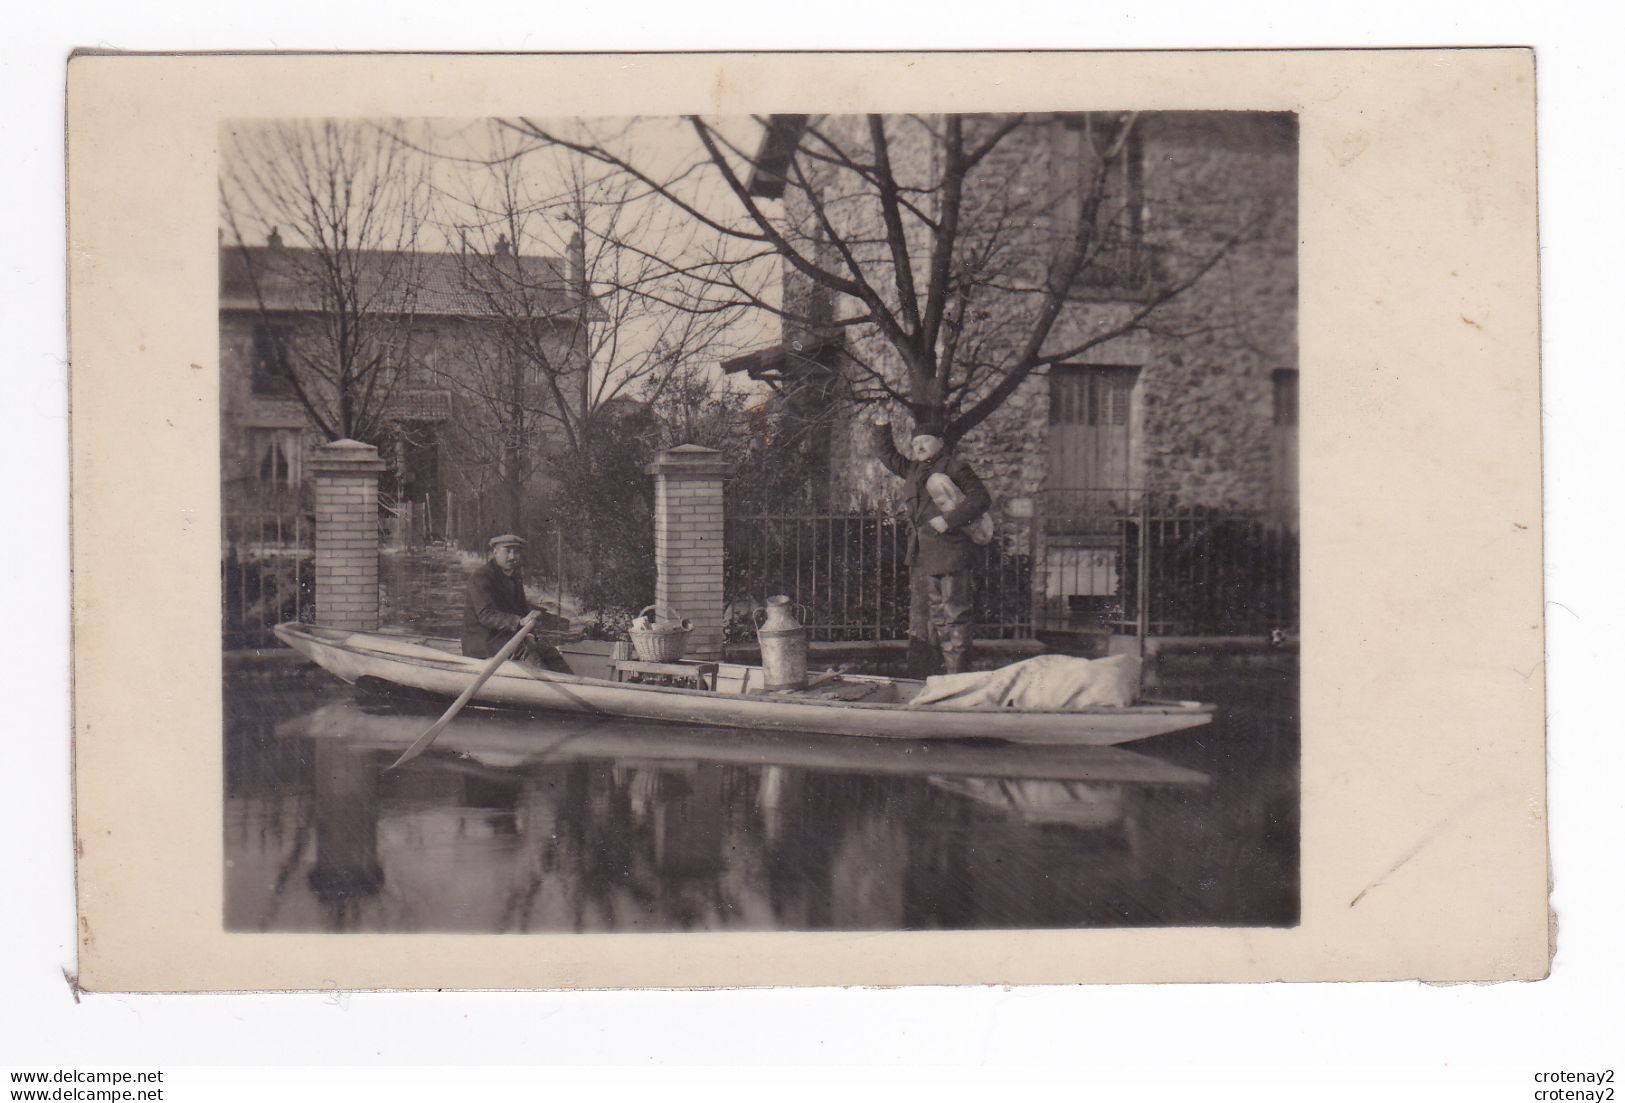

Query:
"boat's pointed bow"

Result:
[[272, 621, 325, 664]]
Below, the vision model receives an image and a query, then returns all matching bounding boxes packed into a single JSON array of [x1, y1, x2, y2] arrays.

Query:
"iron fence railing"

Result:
[[225, 482, 1298, 650], [222, 484, 314, 650], [724, 512, 1036, 642], [723, 513, 912, 642], [1133, 498, 1298, 638], [726, 491, 1297, 644]]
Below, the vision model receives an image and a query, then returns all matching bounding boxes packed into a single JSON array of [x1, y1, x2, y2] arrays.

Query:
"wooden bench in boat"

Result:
[[611, 658, 720, 692]]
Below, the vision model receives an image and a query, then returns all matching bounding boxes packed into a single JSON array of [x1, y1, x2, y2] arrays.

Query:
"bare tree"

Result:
[[430, 324, 548, 535], [349, 121, 755, 601], [502, 113, 1276, 447], [497, 113, 1282, 664], [220, 119, 431, 443], [429, 123, 750, 456]]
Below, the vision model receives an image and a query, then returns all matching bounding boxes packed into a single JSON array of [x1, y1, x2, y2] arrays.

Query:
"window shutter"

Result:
[[1110, 376, 1131, 426]]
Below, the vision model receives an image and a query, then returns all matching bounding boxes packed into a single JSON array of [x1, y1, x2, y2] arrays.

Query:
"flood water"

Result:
[[224, 663, 1298, 932]]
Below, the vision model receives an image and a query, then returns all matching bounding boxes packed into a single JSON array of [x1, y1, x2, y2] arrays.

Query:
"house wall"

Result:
[[219, 311, 318, 494], [1134, 113, 1298, 507], [783, 112, 1297, 517], [219, 307, 589, 538]]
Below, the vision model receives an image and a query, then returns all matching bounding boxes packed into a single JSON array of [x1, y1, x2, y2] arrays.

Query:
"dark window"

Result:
[[250, 322, 294, 396], [1049, 365, 1135, 427], [259, 441, 290, 484], [407, 328, 440, 386], [248, 428, 300, 486], [1056, 114, 1149, 291]]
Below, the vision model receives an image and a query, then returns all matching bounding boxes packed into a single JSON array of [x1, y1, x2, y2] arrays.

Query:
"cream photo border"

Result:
[[67, 49, 1546, 990]]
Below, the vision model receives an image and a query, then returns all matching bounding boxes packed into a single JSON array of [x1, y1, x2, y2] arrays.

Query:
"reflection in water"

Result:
[[224, 667, 1297, 933], [308, 739, 384, 929]]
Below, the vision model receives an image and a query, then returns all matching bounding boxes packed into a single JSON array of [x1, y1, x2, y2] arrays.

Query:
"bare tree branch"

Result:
[[220, 119, 428, 442]]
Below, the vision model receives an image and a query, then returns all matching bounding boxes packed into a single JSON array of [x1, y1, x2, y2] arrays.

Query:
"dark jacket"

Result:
[[869, 422, 992, 575], [462, 560, 533, 659]]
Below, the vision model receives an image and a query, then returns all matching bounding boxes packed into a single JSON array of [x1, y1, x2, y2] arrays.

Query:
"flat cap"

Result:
[[911, 414, 946, 439], [488, 534, 527, 550]]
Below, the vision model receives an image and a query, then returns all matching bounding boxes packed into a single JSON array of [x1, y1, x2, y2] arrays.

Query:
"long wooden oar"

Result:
[[387, 610, 539, 770]]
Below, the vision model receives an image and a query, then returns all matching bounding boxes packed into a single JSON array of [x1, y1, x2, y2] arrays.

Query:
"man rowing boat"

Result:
[[462, 534, 571, 674]]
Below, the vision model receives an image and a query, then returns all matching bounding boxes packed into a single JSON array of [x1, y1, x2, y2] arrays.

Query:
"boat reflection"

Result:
[[288, 697, 1214, 785], [225, 689, 1223, 933]]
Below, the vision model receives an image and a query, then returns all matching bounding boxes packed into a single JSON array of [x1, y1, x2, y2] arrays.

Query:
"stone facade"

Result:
[[648, 445, 730, 660], [1128, 114, 1297, 508], [774, 112, 1298, 518]]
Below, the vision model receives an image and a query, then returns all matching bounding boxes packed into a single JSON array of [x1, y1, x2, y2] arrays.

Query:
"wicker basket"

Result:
[[627, 604, 692, 662]]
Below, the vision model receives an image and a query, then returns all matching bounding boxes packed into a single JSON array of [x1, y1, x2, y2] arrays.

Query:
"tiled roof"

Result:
[[220, 245, 581, 319], [387, 388, 454, 422]]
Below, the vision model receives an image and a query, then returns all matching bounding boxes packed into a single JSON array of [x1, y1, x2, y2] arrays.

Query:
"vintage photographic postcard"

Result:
[[67, 49, 1546, 990]]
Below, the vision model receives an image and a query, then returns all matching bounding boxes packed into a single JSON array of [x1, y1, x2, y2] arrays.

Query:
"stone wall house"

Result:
[[219, 233, 594, 546], [724, 112, 1297, 637], [728, 112, 1298, 520]]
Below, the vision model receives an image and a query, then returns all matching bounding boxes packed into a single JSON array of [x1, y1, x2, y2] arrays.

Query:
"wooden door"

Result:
[[1045, 365, 1137, 498], [1039, 366, 1139, 624]]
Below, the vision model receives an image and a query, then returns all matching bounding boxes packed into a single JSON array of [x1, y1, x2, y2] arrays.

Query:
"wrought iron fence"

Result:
[[222, 484, 314, 649], [1134, 497, 1299, 637], [723, 513, 910, 642], [726, 491, 1297, 644], [724, 511, 1034, 642], [224, 483, 1296, 650], [1032, 488, 1138, 635], [1034, 490, 1298, 637]]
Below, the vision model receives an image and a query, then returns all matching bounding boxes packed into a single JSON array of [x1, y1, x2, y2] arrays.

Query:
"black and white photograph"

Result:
[[217, 109, 1300, 934], [17, 23, 1598, 1094]]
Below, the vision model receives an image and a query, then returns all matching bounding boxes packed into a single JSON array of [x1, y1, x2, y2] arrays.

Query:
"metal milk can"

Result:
[[754, 594, 808, 691]]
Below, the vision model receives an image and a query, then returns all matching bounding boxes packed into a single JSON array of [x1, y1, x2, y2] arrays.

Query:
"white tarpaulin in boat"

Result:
[[912, 654, 1141, 710]]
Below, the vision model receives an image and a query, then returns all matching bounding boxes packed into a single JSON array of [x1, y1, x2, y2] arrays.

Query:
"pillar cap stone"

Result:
[[312, 438, 387, 476], [646, 443, 730, 479]]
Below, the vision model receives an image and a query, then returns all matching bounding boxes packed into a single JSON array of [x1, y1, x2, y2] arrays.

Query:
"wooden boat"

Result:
[[273, 623, 1215, 746]]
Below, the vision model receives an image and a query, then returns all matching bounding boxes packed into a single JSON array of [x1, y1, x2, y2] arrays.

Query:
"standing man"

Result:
[[463, 534, 571, 674], [868, 407, 992, 675]]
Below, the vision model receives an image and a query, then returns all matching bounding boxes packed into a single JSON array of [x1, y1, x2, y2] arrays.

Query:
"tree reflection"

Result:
[[220, 678, 1299, 934]]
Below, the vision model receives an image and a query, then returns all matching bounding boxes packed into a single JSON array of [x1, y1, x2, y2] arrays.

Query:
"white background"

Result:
[[3, 2, 1620, 1096]]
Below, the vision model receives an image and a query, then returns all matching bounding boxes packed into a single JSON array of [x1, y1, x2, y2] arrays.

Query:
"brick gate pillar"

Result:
[[312, 438, 387, 631], [647, 444, 730, 660]]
